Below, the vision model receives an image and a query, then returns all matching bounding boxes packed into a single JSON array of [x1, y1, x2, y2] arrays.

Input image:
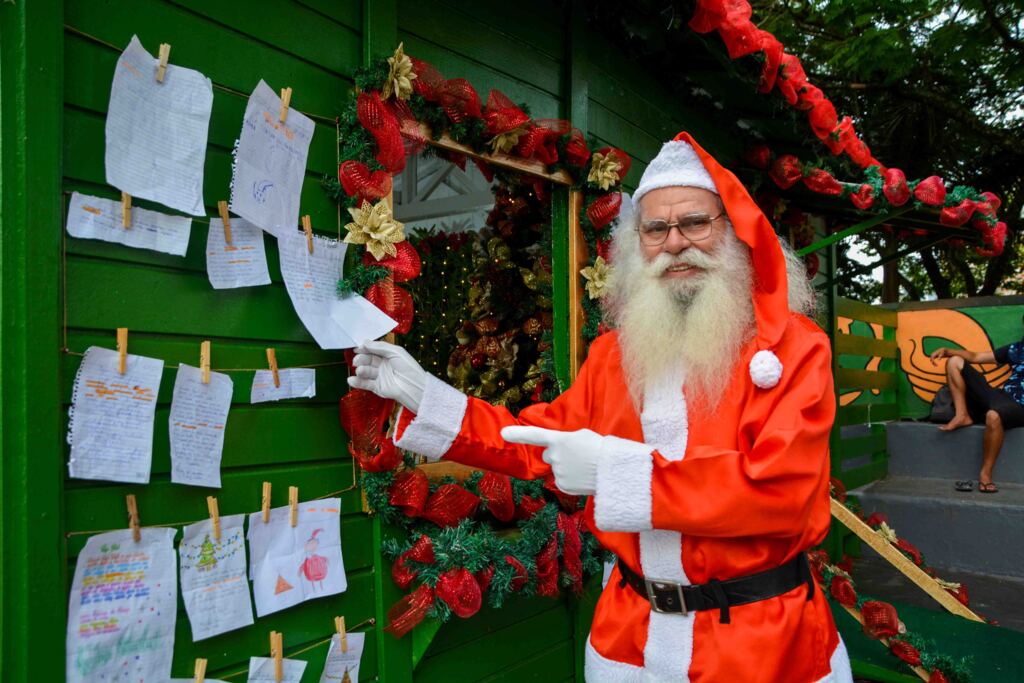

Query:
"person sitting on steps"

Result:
[[931, 328, 1024, 493]]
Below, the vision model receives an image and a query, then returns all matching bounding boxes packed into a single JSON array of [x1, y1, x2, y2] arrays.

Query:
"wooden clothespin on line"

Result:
[[206, 496, 221, 542], [126, 494, 141, 542], [193, 658, 207, 683], [121, 192, 132, 229], [288, 486, 299, 527], [301, 214, 314, 254], [200, 340, 211, 384], [217, 200, 233, 245], [335, 616, 348, 653], [266, 348, 280, 388], [262, 481, 272, 523], [155, 43, 171, 83], [279, 87, 292, 123], [270, 630, 284, 683], [116, 327, 129, 375]]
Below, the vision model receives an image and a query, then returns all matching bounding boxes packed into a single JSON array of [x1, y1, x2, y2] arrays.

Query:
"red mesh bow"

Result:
[[889, 640, 922, 666], [473, 158, 495, 182], [475, 565, 495, 593], [975, 221, 1007, 257], [435, 567, 483, 618], [586, 193, 622, 229], [940, 199, 976, 227], [338, 389, 400, 472], [829, 576, 857, 607], [366, 277, 414, 334], [829, 477, 847, 502], [803, 168, 842, 196], [515, 119, 569, 165], [483, 90, 530, 136], [928, 670, 950, 683], [338, 160, 393, 206], [535, 534, 560, 598], [357, 91, 406, 174], [385, 584, 435, 637], [894, 538, 923, 566], [882, 168, 910, 206], [744, 144, 772, 170], [808, 99, 838, 140], [514, 495, 546, 520], [850, 184, 875, 210], [861, 600, 900, 639], [391, 555, 418, 590], [391, 534, 436, 589], [421, 484, 481, 527], [776, 54, 808, 106], [389, 469, 430, 517], [363, 240, 421, 283], [564, 130, 591, 168], [865, 512, 888, 527], [477, 471, 514, 522], [758, 35, 785, 93], [410, 57, 445, 102], [769, 154, 803, 189], [439, 78, 482, 123], [914, 176, 947, 206], [689, 0, 732, 33], [558, 511, 584, 595], [506, 555, 529, 591]]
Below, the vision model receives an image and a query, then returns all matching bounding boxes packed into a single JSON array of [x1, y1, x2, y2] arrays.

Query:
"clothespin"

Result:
[[121, 192, 132, 228], [262, 481, 272, 523], [194, 658, 207, 683], [270, 631, 284, 683], [217, 200, 233, 245], [200, 340, 211, 384], [156, 43, 171, 83], [266, 348, 280, 388], [288, 486, 299, 527], [301, 215, 314, 254], [126, 494, 141, 543], [206, 496, 221, 542], [116, 328, 129, 375], [335, 616, 348, 653], [279, 87, 292, 123]]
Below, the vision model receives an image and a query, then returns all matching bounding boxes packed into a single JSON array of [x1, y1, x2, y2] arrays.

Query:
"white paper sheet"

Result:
[[247, 497, 347, 617], [277, 231, 396, 349], [67, 191, 193, 257], [105, 35, 211, 216], [229, 80, 315, 236], [180, 513, 254, 641], [67, 346, 163, 484], [66, 528, 178, 683], [250, 368, 316, 403], [206, 215, 272, 289], [246, 657, 307, 682], [170, 679, 226, 682], [169, 364, 233, 488], [319, 632, 365, 683]]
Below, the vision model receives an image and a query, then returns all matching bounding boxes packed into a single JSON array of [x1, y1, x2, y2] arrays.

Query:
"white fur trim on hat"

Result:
[[749, 349, 783, 389], [633, 139, 719, 206]]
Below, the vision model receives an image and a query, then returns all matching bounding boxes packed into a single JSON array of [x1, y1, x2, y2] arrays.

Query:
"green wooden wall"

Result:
[[1, 1, 737, 681]]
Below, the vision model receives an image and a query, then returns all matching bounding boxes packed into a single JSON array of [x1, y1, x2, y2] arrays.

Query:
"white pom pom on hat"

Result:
[[749, 349, 783, 389]]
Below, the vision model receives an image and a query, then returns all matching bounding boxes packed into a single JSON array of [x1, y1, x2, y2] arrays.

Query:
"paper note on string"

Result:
[[229, 80, 315, 236], [180, 513, 254, 641], [246, 657, 307, 682], [169, 364, 232, 488], [206, 215, 271, 289], [247, 497, 347, 617], [67, 346, 163, 484], [105, 35, 211, 216], [251, 368, 316, 403], [66, 528, 178, 683], [277, 231, 396, 349], [66, 191, 192, 257], [319, 632, 365, 683]]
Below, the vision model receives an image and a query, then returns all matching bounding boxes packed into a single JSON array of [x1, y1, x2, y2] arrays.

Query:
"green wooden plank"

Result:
[[440, 0, 563, 61], [836, 297, 898, 328], [422, 597, 568, 659], [374, 518, 414, 683], [838, 459, 889, 490], [836, 368, 897, 391], [835, 333, 898, 359], [477, 641, 575, 682], [297, 0, 363, 31], [551, 187, 570, 390], [837, 402, 899, 426], [836, 430, 887, 461]]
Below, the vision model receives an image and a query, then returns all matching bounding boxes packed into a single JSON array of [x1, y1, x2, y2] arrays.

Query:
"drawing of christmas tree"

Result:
[[196, 534, 217, 572]]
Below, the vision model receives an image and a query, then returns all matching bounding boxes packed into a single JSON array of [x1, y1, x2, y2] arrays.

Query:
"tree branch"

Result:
[[978, 0, 1024, 56], [921, 247, 952, 299]]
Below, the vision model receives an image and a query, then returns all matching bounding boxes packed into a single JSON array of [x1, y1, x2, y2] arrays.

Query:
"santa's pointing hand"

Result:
[[501, 425, 607, 496]]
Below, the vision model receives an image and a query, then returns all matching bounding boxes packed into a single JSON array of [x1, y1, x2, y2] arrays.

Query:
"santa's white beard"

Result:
[[605, 228, 756, 412]]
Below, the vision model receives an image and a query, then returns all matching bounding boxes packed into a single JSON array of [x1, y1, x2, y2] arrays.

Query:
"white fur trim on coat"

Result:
[[633, 140, 718, 207], [594, 436, 655, 532], [749, 349, 783, 389], [584, 634, 854, 683], [392, 374, 467, 461]]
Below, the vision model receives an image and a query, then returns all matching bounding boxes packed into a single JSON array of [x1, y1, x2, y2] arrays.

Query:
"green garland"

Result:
[[337, 262, 390, 296]]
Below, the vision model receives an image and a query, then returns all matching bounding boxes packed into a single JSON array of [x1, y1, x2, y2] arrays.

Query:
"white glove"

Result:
[[346, 340, 427, 414], [501, 425, 605, 496]]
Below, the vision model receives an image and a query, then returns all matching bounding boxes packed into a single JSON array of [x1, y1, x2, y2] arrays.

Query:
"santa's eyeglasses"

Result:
[[637, 212, 723, 246]]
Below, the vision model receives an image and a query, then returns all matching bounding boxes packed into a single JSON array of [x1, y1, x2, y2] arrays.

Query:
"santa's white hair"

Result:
[[602, 194, 815, 412]]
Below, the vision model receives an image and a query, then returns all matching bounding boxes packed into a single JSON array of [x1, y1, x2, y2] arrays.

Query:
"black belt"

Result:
[[616, 553, 814, 624]]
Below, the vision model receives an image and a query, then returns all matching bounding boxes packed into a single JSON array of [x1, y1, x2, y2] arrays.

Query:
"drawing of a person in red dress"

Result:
[[299, 528, 329, 591]]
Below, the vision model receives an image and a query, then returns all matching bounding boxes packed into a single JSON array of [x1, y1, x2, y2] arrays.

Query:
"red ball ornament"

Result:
[[882, 168, 911, 206], [470, 353, 486, 370], [435, 567, 483, 619], [914, 176, 947, 206]]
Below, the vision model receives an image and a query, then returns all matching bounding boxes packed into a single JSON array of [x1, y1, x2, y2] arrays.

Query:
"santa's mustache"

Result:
[[645, 247, 720, 276]]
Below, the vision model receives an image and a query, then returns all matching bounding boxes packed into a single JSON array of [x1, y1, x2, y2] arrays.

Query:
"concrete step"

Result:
[[885, 421, 1024, 485], [854, 475, 1024, 579]]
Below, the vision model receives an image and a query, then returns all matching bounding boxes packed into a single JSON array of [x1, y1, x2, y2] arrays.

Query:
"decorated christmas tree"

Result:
[[196, 535, 217, 572]]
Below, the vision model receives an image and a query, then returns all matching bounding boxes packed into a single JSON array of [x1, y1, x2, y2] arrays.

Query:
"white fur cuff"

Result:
[[749, 349, 783, 389], [594, 435, 655, 532], [393, 374, 468, 461]]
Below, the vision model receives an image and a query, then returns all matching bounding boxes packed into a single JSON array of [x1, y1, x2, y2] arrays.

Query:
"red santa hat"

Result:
[[633, 131, 788, 389]]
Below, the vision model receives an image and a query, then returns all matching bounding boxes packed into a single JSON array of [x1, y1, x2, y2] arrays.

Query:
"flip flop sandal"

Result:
[[979, 482, 999, 493], [955, 480, 974, 492]]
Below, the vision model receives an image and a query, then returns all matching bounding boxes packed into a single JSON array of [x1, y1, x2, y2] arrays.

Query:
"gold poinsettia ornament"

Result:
[[344, 199, 406, 261], [489, 124, 529, 154], [580, 256, 611, 300], [588, 151, 623, 191], [382, 42, 417, 101], [876, 521, 899, 544]]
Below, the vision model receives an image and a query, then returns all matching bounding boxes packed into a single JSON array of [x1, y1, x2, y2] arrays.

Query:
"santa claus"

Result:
[[349, 132, 852, 682]]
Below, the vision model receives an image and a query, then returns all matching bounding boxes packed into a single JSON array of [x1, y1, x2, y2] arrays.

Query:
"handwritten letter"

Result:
[[247, 657, 307, 682], [319, 632, 365, 683], [206, 215, 271, 289], [251, 368, 316, 403], [229, 80, 314, 236], [105, 36, 211, 216], [180, 514, 254, 641], [67, 191, 192, 257], [66, 528, 178, 683], [67, 346, 163, 484], [169, 364, 233, 488]]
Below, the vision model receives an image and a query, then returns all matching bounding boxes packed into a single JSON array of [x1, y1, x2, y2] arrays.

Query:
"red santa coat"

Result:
[[393, 315, 851, 682]]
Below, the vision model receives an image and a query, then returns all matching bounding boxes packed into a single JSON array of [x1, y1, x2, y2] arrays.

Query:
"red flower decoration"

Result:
[[803, 168, 842, 196], [435, 567, 483, 619], [882, 168, 911, 206], [769, 154, 803, 189], [914, 176, 947, 206]]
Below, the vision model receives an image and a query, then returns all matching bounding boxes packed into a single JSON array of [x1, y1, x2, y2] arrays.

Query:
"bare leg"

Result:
[[940, 356, 974, 431], [979, 410, 1004, 488]]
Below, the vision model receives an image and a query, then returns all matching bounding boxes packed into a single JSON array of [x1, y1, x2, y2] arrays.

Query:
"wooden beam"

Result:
[[568, 189, 587, 379]]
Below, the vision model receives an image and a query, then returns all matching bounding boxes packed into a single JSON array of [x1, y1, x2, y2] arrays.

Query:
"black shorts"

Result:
[[962, 363, 1024, 429]]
